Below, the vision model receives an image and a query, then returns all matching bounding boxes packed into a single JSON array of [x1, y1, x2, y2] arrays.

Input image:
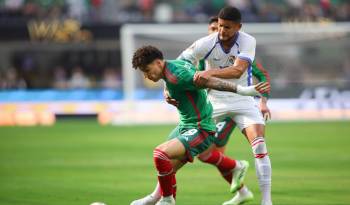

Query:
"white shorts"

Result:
[[210, 96, 265, 131]]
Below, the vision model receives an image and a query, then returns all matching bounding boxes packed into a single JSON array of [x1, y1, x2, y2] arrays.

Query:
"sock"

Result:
[[238, 185, 250, 196], [153, 149, 174, 197], [199, 150, 237, 183], [251, 137, 272, 204], [150, 173, 177, 199], [150, 183, 161, 200], [172, 174, 177, 199]]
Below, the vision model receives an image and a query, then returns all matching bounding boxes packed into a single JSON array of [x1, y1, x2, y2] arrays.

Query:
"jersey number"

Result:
[[215, 121, 226, 138], [182, 129, 198, 136]]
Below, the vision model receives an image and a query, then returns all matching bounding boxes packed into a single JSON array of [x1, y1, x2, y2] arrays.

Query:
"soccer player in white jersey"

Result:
[[179, 6, 273, 205]]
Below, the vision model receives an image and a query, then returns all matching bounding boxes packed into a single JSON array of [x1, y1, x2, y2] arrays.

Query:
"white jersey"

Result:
[[178, 31, 256, 103]]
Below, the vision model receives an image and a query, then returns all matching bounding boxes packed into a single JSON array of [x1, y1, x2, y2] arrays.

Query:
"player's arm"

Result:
[[252, 60, 271, 98], [195, 76, 269, 96], [252, 60, 272, 120], [197, 59, 205, 71], [163, 86, 179, 107], [194, 36, 256, 83], [201, 58, 249, 79]]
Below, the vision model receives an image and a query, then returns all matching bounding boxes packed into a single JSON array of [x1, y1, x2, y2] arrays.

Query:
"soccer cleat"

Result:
[[155, 196, 175, 205], [222, 190, 254, 205], [230, 160, 249, 193], [130, 195, 159, 205]]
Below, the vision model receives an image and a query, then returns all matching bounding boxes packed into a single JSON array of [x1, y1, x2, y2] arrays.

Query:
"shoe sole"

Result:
[[222, 194, 254, 205]]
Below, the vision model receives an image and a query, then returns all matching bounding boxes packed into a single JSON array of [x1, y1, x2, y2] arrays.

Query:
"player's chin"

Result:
[[149, 77, 160, 82], [219, 35, 229, 41]]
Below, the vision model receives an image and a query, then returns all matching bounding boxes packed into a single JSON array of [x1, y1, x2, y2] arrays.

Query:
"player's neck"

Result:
[[220, 32, 238, 50], [161, 60, 166, 79]]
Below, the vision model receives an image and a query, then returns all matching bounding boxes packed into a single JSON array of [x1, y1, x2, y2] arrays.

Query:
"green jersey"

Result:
[[251, 60, 270, 98], [197, 59, 270, 98], [163, 60, 216, 132]]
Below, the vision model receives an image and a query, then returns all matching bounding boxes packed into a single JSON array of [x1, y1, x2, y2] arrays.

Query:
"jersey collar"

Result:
[[218, 32, 239, 54]]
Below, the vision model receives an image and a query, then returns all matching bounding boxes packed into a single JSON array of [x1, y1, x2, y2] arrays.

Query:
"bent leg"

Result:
[[153, 138, 186, 197]]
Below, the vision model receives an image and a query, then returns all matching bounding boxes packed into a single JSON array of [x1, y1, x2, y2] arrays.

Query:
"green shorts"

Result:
[[214, 117, 236, 147], [168, 126, 216, 162]]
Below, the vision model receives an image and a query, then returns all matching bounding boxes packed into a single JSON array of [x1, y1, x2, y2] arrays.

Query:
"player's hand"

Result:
[[236, 82, 270, 96], [163, 89, 179, 107], [254, 82, 270, 94], [260, 98, 271, 121], [193, 70, 212, 87]]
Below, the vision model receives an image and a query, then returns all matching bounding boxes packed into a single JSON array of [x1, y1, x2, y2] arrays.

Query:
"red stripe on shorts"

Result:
[[189, 130, 209, 147], [217, 119, 235, 140]]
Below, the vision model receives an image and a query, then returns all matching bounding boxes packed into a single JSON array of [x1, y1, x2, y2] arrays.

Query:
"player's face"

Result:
[[218, 18, 241, 41], [208, 22, 218, 34], [141, 59, 164, 82]]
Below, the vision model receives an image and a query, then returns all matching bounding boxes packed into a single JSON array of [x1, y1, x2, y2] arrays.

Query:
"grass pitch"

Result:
[[0, 120, 350, 205]]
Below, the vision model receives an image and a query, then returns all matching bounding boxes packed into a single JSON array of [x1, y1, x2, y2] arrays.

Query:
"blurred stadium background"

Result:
[[0, 0, 350, 205]]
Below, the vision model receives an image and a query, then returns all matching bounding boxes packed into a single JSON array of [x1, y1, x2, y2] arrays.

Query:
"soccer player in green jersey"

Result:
[[130, 45, 269, 205]]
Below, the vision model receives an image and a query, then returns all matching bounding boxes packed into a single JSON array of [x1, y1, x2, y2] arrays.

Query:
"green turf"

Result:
[[0, 120, 350, 205]]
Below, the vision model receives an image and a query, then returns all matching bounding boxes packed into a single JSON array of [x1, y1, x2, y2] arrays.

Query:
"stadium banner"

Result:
[[1, 98, 350, 126], [0, 20, 121, 41]]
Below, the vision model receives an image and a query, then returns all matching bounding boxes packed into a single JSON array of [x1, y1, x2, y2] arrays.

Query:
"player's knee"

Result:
[[198, 152, 211, 162], [251, 137, 268, 158], [153, 148, 169, 161], [244, 124, 265, 142], [153, 148, 173, 174]]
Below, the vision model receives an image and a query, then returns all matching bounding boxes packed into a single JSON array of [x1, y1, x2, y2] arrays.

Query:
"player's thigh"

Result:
[[156, 138, 186, 160], [232, 107, 265, 142], [177, 128, 216, 163]]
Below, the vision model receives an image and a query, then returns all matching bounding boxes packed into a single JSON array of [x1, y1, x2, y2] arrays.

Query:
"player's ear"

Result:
[[156, 59, 163, 67]]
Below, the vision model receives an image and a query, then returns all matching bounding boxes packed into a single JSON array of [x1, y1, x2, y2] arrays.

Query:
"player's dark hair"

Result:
[[209, 16, 218, 24], [218, 6, 241, 23], [132, 45, 164, 70]]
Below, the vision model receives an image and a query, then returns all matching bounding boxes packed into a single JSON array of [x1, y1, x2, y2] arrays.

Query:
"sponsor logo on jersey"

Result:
[[229, 55, 236, 64]]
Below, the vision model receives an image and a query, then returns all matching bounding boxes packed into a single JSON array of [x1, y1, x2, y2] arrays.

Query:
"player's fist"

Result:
[[237, 82, 270, 96], [254, 82, 270, 94], [163, 89, 179, 107], [260, 99, 271, 121], [193, 70, 212, 87]]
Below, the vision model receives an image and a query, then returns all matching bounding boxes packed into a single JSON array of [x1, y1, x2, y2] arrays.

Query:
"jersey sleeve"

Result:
[[197, 59, 205, 71], [252, 60, 270, 98], [177, 37, 211, 65], [238, 36, 256, 65]]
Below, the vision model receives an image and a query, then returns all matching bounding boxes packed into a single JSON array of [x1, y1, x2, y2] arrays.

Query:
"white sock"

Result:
[[150, 182, 161, 200], [238, 185, 250, 196], [251, 137, 272, 205]]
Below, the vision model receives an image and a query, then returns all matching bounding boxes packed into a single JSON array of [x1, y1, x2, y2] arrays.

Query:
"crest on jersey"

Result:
[[229, 55, 236, 64]]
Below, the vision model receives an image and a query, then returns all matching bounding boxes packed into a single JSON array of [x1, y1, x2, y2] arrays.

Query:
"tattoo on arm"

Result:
[[203, 77, 237, 93]]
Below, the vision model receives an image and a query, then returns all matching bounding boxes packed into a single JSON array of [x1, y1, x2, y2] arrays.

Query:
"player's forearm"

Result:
[[210, 61, 248, 79], [261, 96, 268, 104], [203, 76, 238, 92], [200, 77, 266, 96]]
